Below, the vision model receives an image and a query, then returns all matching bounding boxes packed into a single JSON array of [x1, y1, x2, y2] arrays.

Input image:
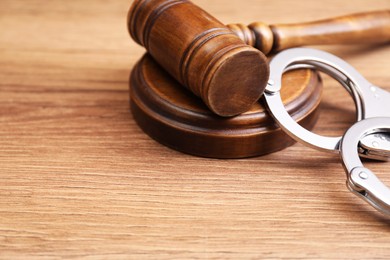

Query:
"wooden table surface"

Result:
[[1, 0, 390, 258]]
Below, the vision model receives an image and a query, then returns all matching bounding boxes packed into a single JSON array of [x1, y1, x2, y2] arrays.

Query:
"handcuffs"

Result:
[[264, 48, 390, 216]]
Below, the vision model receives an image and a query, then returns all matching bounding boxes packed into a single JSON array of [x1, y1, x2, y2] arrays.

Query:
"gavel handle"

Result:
[[228, 10, 390, 55]]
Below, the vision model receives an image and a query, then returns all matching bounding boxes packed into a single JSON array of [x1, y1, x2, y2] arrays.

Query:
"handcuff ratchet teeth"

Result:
[[264, 48, 390, 216]]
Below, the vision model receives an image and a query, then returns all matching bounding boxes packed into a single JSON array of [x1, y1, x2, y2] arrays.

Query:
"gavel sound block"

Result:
[[130, 55, 322, 158], [128, 0, 390, 116]]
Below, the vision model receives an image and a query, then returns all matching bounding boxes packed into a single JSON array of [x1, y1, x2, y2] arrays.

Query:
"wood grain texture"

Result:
[[128, 0, 269, 117], [228, 10, 390, 54], [130, 55, 322, 158], [0, 0, 390, 259]]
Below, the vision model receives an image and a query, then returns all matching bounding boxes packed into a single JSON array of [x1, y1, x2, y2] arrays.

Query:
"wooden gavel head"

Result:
[[128, 0, 269, 117]]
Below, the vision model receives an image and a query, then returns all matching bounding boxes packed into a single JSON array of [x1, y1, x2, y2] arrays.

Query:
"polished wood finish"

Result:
[[1, 0, 390, 258], [128, 0, 390, 117], [128, 0, 269, 117], [130, 55, 322, 158], [228, 10, 390, 54], [128, 0, 323, 158]]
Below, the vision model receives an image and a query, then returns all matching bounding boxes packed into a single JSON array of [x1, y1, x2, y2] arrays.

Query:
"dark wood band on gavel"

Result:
[[128, 0, 390, 116]]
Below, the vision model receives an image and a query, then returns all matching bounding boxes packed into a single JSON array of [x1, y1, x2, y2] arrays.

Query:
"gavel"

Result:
[[128, 0, 390, 117]]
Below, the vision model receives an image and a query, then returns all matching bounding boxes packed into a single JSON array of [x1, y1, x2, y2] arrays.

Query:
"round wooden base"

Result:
[[130, 54, 322, 158]]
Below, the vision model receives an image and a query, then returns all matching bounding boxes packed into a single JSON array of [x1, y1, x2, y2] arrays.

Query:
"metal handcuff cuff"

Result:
[[264, 48, 390, 216]]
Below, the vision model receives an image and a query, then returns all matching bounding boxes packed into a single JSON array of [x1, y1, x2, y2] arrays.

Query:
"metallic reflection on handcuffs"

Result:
[[264, 48, 390, 216]]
